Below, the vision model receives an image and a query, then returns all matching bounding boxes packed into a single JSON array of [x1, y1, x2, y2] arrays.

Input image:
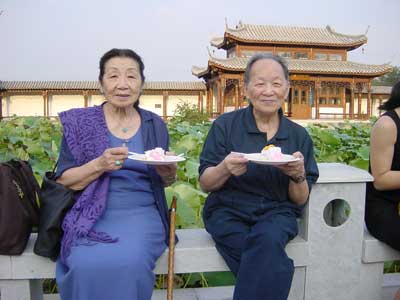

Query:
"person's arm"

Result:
[[277, 152, 309, 205], [370, 116, 400, 190], [57, 147, 128, 191], [198, 118, 249, 192], [199, 154, 248, 192]]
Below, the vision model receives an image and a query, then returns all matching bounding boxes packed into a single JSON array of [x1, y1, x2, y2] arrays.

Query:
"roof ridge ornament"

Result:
[[365, 25, 370, 35], [227, 20, 245, 32], [326, 25, 367, 40]]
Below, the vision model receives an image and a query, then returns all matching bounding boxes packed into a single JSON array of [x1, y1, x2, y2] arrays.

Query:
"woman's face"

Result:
[[100, 56, 143, 108], [244, 59, 289, 116]]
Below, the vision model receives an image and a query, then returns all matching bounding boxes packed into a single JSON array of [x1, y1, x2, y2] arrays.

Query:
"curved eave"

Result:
[[224, 33, 366, 50], [192, 66, 210, 78], [210, 37, 225, 48], [195, 58, 392, 78]]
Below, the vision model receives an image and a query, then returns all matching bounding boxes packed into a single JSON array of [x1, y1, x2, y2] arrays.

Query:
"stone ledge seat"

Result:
[[0, 229, 308, 278], [363, 230, 400, 263], [0, 228, 308, 300]]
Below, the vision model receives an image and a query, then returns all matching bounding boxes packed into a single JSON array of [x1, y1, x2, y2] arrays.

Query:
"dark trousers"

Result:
[[203, 194, 298, 300], [365, 199, 400, 250]]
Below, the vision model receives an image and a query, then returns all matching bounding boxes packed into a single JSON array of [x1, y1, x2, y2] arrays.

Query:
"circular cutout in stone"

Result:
[[323, 199, 351, 227]]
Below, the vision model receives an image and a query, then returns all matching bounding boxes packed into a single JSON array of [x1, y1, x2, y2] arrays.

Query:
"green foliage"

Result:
[[0, 117, 62, 182], [169, 102, 210, 125], [307, 121, 372, 170], [166, 118, 211, 229], [372, 65, 400, 86]]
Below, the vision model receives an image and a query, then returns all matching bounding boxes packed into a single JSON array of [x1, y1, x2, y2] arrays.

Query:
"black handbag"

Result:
[[33, 167, 75, 261]]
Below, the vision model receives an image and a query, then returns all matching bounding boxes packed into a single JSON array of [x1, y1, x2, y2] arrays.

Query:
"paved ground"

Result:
[[43, 281, 400, 300]]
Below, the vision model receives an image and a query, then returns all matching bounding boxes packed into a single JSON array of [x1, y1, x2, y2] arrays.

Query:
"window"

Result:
[[241, 50, 273, 57], [301, 90, 307, 104], [314, 53, 328, 60], [329, 54, 342, 61], [155, 104, 162, 109], [293, 90, 299, 104], [291, 88, 308, 105], [319, 86, 342, 105], [277, 51, 292, 59], [294, 52, 308, 60]]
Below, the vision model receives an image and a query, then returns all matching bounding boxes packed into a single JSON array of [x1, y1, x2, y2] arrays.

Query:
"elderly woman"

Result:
[[199, 53, 319, 300], [55, 48, 177, 300]]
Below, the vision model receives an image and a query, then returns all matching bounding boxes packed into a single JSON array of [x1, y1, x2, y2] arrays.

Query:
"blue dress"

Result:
[[55, 127, 167, 300]]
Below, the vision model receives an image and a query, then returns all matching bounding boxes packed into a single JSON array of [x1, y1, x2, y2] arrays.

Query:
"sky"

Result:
[[0, 0, 399, 82]]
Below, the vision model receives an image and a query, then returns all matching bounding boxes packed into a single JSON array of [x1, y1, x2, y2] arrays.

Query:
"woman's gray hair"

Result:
[[244, 53, 289, 86]]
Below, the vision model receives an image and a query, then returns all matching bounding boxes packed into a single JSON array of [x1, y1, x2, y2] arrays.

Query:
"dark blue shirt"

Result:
[[199, 105, 319, 216]]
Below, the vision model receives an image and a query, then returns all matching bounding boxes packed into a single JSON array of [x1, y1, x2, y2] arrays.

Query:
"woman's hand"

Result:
[[155, 151, 178, 186], [95, 147, 129, 172], [276, 151, 306, 181], [222, 152, 248, 176]]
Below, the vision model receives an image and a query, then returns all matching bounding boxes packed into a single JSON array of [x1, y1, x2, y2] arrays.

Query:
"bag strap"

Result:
[[6, 160, 40, 225], [19, 161, 41, 196]]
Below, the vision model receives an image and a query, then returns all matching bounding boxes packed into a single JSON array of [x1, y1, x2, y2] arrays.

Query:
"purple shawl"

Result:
[[58, 105, 117, 265]]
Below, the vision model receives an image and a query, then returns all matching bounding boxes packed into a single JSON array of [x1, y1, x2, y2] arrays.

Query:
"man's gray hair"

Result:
[[244, 53, 289, 86]]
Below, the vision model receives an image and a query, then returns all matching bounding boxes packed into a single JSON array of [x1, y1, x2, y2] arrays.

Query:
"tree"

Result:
[[372, 66, 400, 86]]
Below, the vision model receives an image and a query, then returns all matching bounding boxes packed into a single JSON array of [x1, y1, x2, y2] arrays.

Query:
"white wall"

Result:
[[361, 99, 368, 114], [167, 95, 198, 116], [2, 97, 8, 117], [50, 95, 84, 116], [319, 107, 344, 118], [139, 95, 163, 115], [8, 95, 44, 116], [89, 95, 106, 107]]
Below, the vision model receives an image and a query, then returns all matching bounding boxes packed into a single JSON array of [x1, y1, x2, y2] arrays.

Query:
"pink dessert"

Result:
[[261, 146, 284, 160], [145, 147, 166, 161]]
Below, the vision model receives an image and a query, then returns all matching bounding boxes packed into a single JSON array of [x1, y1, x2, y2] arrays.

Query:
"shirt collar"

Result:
[[244, 103, 289, 140]]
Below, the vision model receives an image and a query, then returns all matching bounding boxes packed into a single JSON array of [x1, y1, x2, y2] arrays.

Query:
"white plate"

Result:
[[244, 153, 300, 165], [128, 153, 186, 165]]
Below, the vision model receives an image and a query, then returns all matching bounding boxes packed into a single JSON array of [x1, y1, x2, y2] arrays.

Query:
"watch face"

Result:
[[292, 175, 306, 183]]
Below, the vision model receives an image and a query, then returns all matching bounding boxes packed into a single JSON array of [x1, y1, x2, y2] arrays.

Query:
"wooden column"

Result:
[[0, 94, 3, 120], [234, 82, 239, 110], [198, 91, 204, 113], [342, 85, 346, 116], [220, 77, 226, 114], [83, 91, 89, 108], [163, 91, 168, 120], [367, 82, 372, 118], [207, 84, 213, 114], [238, 78, 244, 108], [350, 83, 355, 119], [42, 91, 48, 117], [357, 88, 362, 119], [315, 81, 320, 119], [216, 80, 221, 114]]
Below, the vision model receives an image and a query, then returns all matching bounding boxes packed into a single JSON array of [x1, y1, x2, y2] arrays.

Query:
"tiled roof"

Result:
[[368, 86, 393, 94], [192, 56, 392, 77], [144, 81, 205, 90], [0, 81, 206, 91], [211, 23, 367, 48]]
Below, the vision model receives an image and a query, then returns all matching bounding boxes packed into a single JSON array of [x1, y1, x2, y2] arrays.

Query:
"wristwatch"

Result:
[[290, 174, 306, 184]]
